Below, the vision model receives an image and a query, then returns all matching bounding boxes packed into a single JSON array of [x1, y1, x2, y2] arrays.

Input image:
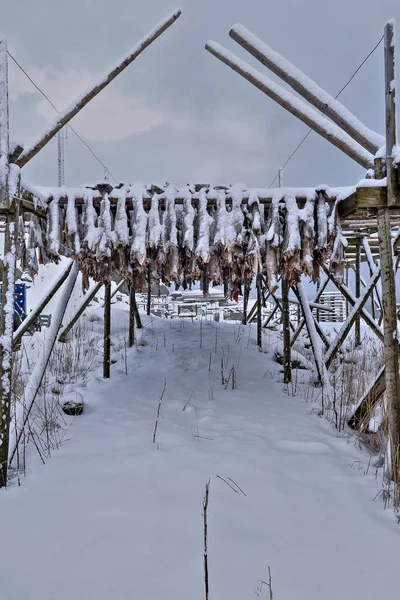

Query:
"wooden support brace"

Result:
[[13, 259, 74, 347], [321, 265, 383, 342], [325, 268, 381, 369], [9, 263, 79, 468], [205, 41, 375, 169], [128, 281, 135, 347], [229, 24, 384, 154], [15, 9, 182, 168], [59, 281, 103, 342], [291, 275, 329, 347]]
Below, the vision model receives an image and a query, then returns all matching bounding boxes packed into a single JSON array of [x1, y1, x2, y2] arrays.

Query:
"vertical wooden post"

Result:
[[378, 19, 400, 482], [242, 278, 250, 325], [128, 280, 135, 347], [355, 240, 361, 346], [257, 275, 262, 349], [282, 278, 291, 384], [0, 41, 17, 487], [103, 282, 111, 379], [147, 267, 151, 316], [345, 262, 349, 319]]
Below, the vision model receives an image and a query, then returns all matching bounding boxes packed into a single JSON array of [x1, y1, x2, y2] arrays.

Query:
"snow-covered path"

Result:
[[1, 313, 400, 600]]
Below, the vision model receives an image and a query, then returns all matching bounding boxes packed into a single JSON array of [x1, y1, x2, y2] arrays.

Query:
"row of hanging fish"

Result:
[[21, 182, 347, 294]]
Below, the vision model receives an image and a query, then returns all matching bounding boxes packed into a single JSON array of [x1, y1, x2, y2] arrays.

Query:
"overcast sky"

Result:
[[3, 0, 400, 190]]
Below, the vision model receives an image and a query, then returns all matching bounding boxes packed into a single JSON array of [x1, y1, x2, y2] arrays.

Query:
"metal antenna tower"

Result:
[[57, 129, 65, 186]]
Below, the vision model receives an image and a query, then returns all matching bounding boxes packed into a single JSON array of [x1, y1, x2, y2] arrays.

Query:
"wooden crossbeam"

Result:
[[290, 275, 329, 346], [205, 42, 375, 169], [13, 259, 74, 347], [324, 269, 381, 369], [15, 9, 182, 169], [229, 24, 384, 154], [321, 265, 383, 342], [348, 367, 385, 430]]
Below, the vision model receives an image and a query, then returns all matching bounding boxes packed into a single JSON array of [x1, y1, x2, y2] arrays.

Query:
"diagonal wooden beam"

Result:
[[325, 268, 381, 369], [295, 281, 325, 386], [13, 259, 74, 347], [15, 9, 182, 168], [229, 24, 384, 154], [321, 264, 383, 342], [205, 41, 375, 169], [292, 286, 330, 350], [291, 275, 329, 346]]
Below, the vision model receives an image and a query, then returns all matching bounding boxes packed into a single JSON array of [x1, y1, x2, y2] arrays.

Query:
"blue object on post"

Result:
[[14, 284, 27, 320], [0, 282, 27, 321]]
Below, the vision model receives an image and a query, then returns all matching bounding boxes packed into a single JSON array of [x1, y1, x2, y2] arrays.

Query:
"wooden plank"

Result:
[[229, 24, 383, 154], [205, 42, 374, 169], [356, 185, 387, 209], [15, 9, 182, 168]]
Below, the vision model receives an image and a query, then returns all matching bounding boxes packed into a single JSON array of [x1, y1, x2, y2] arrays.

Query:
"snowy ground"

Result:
[[1, 306, 400, 600]]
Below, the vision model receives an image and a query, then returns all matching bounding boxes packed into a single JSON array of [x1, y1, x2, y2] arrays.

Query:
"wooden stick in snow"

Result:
[[205, 41, 375, 169], [229, 24, 384, 154], [103, 282, 111, 379], [203, 479, 210, 600], [128, 281, 135, 347], [15, 9, 182, 168]]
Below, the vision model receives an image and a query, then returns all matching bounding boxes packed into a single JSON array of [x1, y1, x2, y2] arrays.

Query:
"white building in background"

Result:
[[319, 292, 346, 323]]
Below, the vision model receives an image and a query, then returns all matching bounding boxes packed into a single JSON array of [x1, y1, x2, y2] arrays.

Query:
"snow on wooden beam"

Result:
[[229, 24, 384, 155], [15, 9, 182, 169], [325, 268, 381, 369], [9, 262, 79, 469], [205, 41, 375, 169]]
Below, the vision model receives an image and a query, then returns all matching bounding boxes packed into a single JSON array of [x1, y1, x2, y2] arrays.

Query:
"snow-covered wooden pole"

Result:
[[377, 18, 400, 482], [229, 24, 384, 154], [59, 281, 103, 342], [295, 282, 325, 387], [205, 41, 375, 169], [257, 275, 262, 349], [281, 279, 291, 384], [355, 240, 361, 346], [103, 282, 111, 378], [9, 262, 78, 469], [13, 259, 74, 347], [0, 41, 19, 487], [15, 9, 182, 169]]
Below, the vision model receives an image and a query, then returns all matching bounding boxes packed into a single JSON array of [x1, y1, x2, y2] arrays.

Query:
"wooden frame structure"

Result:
[[0, 11, 399, 487]]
